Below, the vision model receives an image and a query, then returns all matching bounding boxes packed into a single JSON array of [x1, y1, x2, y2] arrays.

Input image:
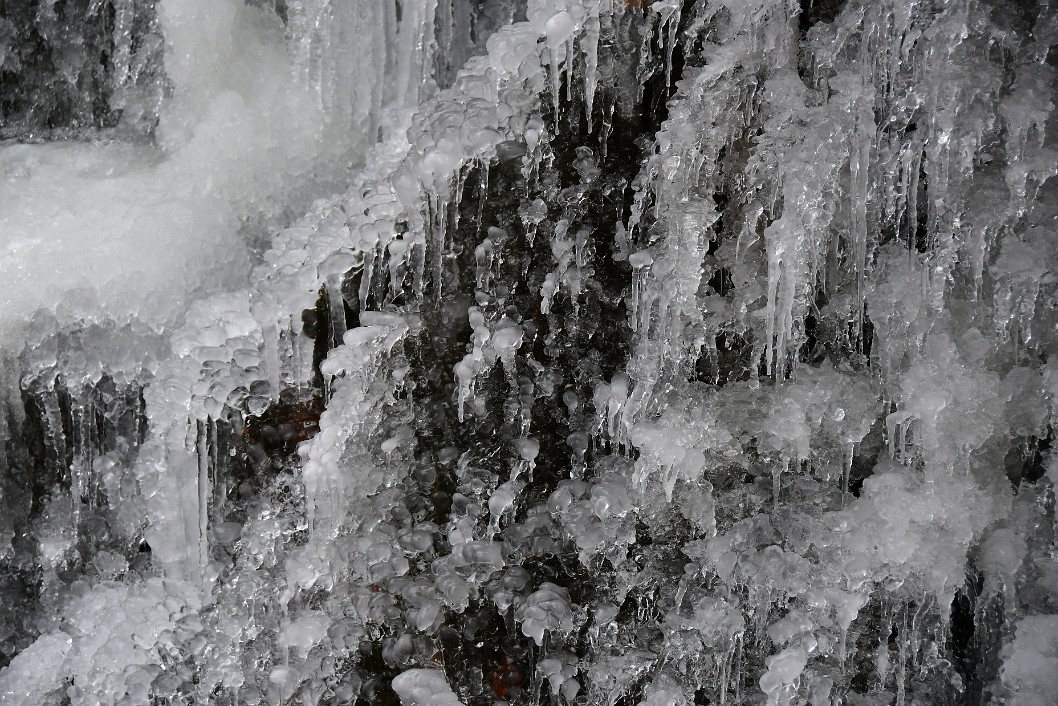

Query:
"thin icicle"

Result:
[[583, 3, 601, 131], [196, 420, 210, 587]]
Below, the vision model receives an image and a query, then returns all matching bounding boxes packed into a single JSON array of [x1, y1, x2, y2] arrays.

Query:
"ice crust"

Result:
[[2, 0, 1058, 704], [1, 0, 377, 343], [0, 0, 460, 348], [392, 669, 466, 705]]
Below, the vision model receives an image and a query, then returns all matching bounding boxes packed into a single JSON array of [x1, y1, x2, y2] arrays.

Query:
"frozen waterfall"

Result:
[[1, 0, 1057, 704]]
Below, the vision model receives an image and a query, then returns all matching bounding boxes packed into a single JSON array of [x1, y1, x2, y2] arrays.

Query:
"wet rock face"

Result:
[[0, 0, 165, 140], [3, 0, 1058, 705]]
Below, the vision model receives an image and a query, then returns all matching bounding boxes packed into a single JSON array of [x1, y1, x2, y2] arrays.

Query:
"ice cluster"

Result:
[[2, 0, 1058, 705]]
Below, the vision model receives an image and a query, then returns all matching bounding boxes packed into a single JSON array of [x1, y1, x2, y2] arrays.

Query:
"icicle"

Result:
[[634, 8, 656, 105], [452, 167, 468, 235], [896, 605, 908, 706], [514, 437, 540, 482], [656, 0, 681, 94], [906, 143, 922, 250], [474, 237, 495, 290], [606, 373, 630, 440], [763, 234, 784, 378], [196, 420, 210, 588], [455, 351, 478, 424], [393, 0, 441, 107], [0, 362, 13, 473], [568, 432, 589, 478], [494, 325, 524, 420], [388, 239, 410, 297], [629, 251, 653, 333], [571, 228, 590, 317], [437, 0, 455, 78], [600, 95, 615, 160], [254, 300, 282, 403], [772, 458, 788, 510], [475, 161, 491, 238], [328, 279, 352, 392], [411, 240, 427, 301], [550, 37, 563, 126], [488, 479, 521, 537], [425, 193, 445, 303], [69, 398, 86, 531], [531, 5, 578, 130], [583, 4, 601, 132], [522, 197, 547, 248], [850, 104, 872, 336], [841, 443, 853, 505], [566, 35, 575, 105], [360, 247, 377, 312]]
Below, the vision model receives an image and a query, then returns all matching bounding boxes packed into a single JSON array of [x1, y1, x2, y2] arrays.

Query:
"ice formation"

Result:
[[2, 0, 1058, 704]]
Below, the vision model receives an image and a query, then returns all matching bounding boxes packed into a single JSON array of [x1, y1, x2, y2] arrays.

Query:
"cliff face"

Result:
[[1, 1, 1057, 705]]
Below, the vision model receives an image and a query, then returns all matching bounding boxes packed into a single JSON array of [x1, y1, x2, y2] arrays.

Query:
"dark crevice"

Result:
[[798, 0, 849, 34]]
